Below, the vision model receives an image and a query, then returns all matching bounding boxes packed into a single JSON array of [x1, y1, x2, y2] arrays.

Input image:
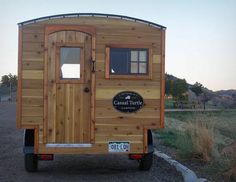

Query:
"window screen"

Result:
[[60, 47, 80, 79], [110, 48, 148, 75]]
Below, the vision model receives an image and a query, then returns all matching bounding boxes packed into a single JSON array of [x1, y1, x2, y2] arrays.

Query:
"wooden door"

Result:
[[46, 31, 92, 144]]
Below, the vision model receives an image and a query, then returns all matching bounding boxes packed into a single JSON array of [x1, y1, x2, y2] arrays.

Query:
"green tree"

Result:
[[201, 93, 210, 110], [171, 79, 188, 101], [165, 79, 172, 97], [190, 82, 211, 109], [1, 74, 17, 87], [8, 74, 17, 88], [190, 82, 203, 96], [1, 75, 10, 87]]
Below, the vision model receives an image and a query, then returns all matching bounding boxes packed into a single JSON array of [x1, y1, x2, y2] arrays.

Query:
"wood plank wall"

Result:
[[21, 24, 45, 127], [18, 17, 164, 154]]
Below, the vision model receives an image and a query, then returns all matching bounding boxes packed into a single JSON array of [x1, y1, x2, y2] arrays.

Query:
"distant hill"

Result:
[[165, 73, 236, 109], [215, 89, 236, 97]]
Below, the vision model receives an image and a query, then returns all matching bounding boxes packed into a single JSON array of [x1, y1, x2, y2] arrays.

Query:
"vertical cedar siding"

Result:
[[17, 17, 165, 154]]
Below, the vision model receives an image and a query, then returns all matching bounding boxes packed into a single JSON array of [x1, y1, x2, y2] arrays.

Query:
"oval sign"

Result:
[[112, 91, 144, 113]]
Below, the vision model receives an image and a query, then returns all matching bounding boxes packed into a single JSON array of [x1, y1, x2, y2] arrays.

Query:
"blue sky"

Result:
[[0, 0, 235, 91]]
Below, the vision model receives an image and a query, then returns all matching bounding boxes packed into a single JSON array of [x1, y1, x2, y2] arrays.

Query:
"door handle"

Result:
[[84, 87, 90, 93], [91, 60, 96, 72]]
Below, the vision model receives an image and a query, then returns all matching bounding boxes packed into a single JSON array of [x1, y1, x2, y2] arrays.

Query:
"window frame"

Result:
[[55, 43, 85, 84], [105, 45, 152, 79]]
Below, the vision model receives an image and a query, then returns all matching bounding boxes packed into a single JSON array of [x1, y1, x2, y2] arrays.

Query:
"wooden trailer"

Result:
[[16, 13, 166, 172]]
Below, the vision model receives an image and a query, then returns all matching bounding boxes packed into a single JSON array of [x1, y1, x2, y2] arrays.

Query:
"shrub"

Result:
[[178, 114, 215, 162], [221, 141, 236, 180], [157, 129, 179, 149], [172, 115, 218, 162], [223, 158, 236, 181], [176, 132, 194, 159]]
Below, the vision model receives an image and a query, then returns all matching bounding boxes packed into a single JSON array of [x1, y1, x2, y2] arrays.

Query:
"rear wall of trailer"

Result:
[[17, 15, 165, 154]]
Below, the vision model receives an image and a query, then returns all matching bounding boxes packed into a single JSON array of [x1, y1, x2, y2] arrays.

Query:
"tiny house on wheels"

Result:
[[17, 13, 166, 172]]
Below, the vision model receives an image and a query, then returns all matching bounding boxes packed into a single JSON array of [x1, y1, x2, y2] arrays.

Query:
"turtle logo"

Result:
[[125, 95, 131, 100]]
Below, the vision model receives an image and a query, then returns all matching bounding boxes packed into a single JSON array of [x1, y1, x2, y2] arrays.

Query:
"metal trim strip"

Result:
[[46, 144, 92, 148], [18, 13, 166, 29]]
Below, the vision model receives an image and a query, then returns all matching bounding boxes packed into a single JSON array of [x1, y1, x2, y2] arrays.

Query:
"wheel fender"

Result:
[[23, 129, 35, 154], [147, 130, 154, 153]]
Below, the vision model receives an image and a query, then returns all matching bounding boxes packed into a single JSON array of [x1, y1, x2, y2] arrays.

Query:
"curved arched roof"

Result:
[[18, 13, 166, 30]]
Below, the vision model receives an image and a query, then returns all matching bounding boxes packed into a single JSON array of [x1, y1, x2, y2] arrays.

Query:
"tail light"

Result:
[[38, 154, 54, 160], [129, 154, 143, 160]]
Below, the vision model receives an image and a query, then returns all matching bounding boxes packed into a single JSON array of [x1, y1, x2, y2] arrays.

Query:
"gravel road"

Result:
[[0, 102, 183, 182]]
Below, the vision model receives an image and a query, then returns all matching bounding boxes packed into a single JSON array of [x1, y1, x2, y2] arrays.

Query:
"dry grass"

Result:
[[221, 141, 236, 181], [185, 116, 215, 162], [223, 162, 236, 181], [160, 111, 236, 181]]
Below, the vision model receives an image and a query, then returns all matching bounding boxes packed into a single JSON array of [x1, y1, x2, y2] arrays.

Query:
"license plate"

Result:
[[108, 142, 130, 152]]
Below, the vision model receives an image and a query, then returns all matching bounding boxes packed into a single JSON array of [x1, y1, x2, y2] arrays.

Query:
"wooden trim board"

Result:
[[16, 27, 23, 128], [90, 35, 96, 143], [45, 25, 96, 36], [160, 30, 165, 128]]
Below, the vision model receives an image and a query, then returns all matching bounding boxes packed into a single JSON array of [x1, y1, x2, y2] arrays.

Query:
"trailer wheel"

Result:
[[24, 129, 38, 172], [139, 152, 153, 171], [25, 153, 38, 172]]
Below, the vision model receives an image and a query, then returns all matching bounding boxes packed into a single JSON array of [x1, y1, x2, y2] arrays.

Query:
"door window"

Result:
[[60, 47, 81, 79]]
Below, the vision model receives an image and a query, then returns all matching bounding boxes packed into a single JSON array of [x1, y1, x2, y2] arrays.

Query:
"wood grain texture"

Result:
[[160, 30, 166, 128], [45, 25, 95, 36], [22, 106, 43, 117], [95, 118, 159, 128], [22, 33, 44, 43], [19, 17, 165, 154], [96, 78, 160, 87], [22, 42, 44, 52], [96, 108, 160, 118], [22, 116, 43, 125], [22, 97, 43, 107], [95, 124, 143, 135], [90, 34, 96, 143], [22, 79, 43, 89], [95, 134, 143, 143], [46, 30, 92, 144], [22, 70, 43, 79], [22, 24, 44, 34], [153, 54, 161, 64], [96, 88, 160, 99], [22, 51, 44, 61], [143, 128, 148, 153], [22, 61, 44, 70], [22, 89, 43, 97]]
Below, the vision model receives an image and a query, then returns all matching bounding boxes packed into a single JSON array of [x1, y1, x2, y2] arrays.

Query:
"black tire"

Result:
[[139, 152, 153, 171], [25, 153, 38, 172]]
